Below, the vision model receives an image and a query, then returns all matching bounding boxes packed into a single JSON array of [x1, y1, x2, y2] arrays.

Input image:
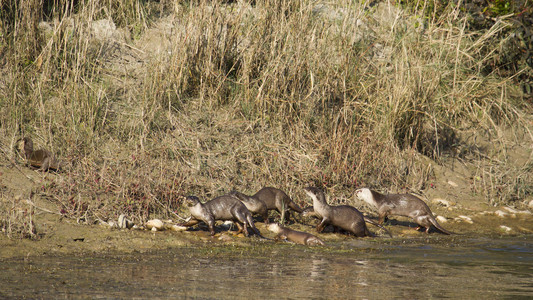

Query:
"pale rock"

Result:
[[499, 225, 512, 232], [432, 198, 454, 207], [436, 216, 447, 223], [457, 215, 473, 224], [447, 180, 458, 187], [146, 219, 165, 231], [494, 210, 508, 218]]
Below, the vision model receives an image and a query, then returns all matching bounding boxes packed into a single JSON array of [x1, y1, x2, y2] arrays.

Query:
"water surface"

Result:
[[1, 235, 531, 299]]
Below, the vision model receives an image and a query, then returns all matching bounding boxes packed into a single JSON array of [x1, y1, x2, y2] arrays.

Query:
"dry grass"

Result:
[[0, 0, 531, 230]]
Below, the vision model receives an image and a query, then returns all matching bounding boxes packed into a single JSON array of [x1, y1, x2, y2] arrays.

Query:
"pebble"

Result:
[[447, 180, 458, 187], [432, 198, 454, 207], [436, 216, 447, 223], [528, 199, 533, 209], [494, 210, 508, 218], [168, 224, 188, 232], [499, 225, 512, 232], [145, 219, 165, 231], [456, 215, 473, 224]]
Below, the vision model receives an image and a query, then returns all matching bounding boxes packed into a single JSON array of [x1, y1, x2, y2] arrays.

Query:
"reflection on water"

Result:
[[0, 235, 531, 298]]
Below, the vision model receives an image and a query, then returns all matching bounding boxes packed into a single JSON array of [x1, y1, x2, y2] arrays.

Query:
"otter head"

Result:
[[229, 191, 247, 201], [267, 223, 281, 233], [355, 188, 377, 207], [22, 137, 34, 158], [184, 196, 201, 207], [303, 187, 324, 204]]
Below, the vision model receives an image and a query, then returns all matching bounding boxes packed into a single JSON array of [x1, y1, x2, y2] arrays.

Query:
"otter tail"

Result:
[[429, 217, 454, 235], [364, 217, 393, 238], [288, 201, 303, 213]]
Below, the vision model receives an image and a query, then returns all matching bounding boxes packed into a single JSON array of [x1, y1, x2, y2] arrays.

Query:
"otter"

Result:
[[303, 187, 374, 237], [22, 137, 63, 171], [230, 191, 269, 224], [179, 195, 262, 237], [267, 223, 325, 246], [302, 206, 392, 237], [355, 188, 453, 235], [231, 187, 303, 224]]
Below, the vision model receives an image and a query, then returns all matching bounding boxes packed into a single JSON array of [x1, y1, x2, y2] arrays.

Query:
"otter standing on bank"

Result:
[[303, 187, 374, 237], [179, 195, 262, 237], [355, 188, 453, 235], [232, 187, 303, 223], [267, 223, 325, 246], [302, 206, 392, 237], [22, 137, 63, 171], [230, 191, 269, 224]]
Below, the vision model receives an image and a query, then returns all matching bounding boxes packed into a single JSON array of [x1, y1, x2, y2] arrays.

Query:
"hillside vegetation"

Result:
[[0, 0, 531, 237]]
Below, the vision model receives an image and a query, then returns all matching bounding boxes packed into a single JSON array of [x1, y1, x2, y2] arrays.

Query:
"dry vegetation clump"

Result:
[[0, 0, 531, 230]]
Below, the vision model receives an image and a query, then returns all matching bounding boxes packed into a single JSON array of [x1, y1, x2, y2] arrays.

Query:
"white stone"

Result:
[[503, 207, 519, 214], [447, 180, 458, 187], [494, 210, 508, 218], [499, 225, 512, 232], [432, 198, 454, 207], [436, 216, 447, 223], [146, 219, 165, 231], [457, 215, 473, 224]]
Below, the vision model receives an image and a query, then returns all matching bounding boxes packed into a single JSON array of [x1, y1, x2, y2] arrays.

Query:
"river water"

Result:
[[0, 235, 531, 299]]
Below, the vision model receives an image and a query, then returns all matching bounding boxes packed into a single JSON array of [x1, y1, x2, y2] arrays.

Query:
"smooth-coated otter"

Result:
[[355, 188, 453, 235], [232, 187, 303, 223], [179, 195, 262, 237], [267, 223, 325, 246], [22, 137, 63, 171], [230, 191, 269, 224], [303, 187, 374, 237], [301, 206, 392, 237]]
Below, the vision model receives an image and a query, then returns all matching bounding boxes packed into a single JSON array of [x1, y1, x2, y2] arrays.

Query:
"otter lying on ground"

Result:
[[267, 223, 325, 246]]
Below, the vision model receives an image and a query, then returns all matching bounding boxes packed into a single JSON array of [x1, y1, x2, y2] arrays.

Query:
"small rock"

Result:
[[146, 219, 165, 231], [503, 207, 519, 214], [456, 215, 473, 224], [494, 210, 508, 218], [499, 225, 512, 232], [447, 180, 458, 187], [528, 199, 533, 209], [436, 216, 447, 223], [432, 198, 455, 207], [168, 224, 187, 232]]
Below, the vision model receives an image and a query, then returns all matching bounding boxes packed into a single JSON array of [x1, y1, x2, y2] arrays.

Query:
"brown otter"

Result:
[[302, 206, 392, 237], [179, 195, 262, 237], [230, 191, 269, 224], [232, 187, 303, 224], [267, 223, 325, 246], [355, 188, 453, 235], [22, 137, 63, 171], [303, 187, 374, 237]]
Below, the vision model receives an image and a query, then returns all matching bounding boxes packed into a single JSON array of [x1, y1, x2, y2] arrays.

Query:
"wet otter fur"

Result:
[[302, 206, 392, 237], [22, 137, 63, 171], [233, 187, 303, 224], [179, 195, 262, 237], [267, 223, 325, 246], [230, 191, 269, 224], [355, 188, 454, 235], [303, 187, 374, 237]]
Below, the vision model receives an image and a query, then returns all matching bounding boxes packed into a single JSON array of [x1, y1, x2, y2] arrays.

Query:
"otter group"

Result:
[[179, 185, 453, 245], [20, 136, 454, 244]]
